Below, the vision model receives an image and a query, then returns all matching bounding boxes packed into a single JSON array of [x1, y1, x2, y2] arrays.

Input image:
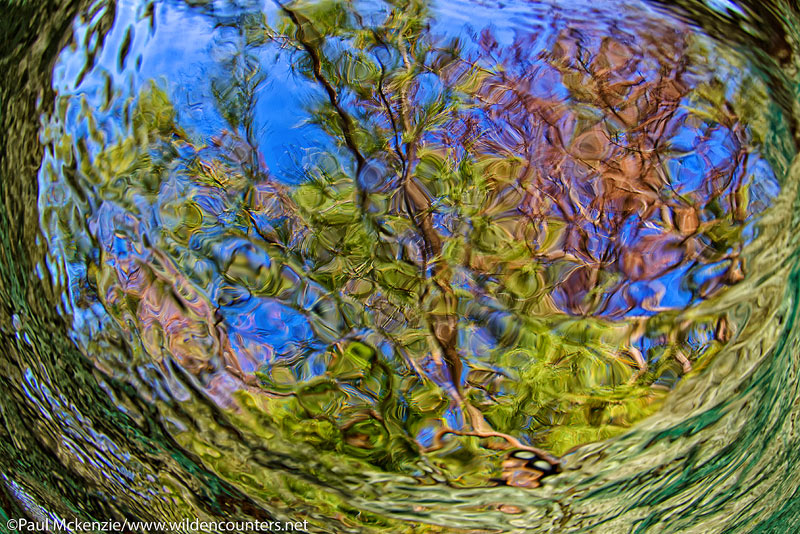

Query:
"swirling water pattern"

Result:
[[2, 0, 800, 532]]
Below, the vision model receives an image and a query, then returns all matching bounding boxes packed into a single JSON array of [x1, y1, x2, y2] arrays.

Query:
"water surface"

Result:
[[2, 0, 800, 531]]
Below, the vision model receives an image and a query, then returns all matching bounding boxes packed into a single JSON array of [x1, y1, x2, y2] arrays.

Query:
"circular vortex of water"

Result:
[[2, 0, 800, 532]]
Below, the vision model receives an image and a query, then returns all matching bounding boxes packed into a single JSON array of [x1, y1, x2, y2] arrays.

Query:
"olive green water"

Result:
[[3, 0, 800, 532]]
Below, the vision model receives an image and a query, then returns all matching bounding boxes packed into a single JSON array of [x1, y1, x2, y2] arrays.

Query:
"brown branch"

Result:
[[277, 2, 366, 174], [391, 35, 463, 398], [423, 427, 561, 467]]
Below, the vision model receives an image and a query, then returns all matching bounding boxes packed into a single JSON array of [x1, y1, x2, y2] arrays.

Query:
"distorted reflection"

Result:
[[39, 0, 779, 492]]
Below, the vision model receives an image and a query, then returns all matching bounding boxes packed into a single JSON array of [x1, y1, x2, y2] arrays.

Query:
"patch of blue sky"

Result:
[[622, 268, 692, 316], [190, 192, 227, 217], [582, 228, 614, 261], [443, 403, 464, 430], [635, 332, 655, 355], [222, 294, 315, 359], [690, 259, 730, 294], [431, 0, 557, 55], [60, 0, 340, 189], [745, 156, 781, 215], [614, 212, 644, 247], [653, 262, 695, 308], [251, 54, 338, 185], [111, 235, 134, 258], [415, 426, 436, 448], [668, 153, 706, 194], [135, 3, 218, 83], [702, 127, 736, 169], [352, 0, 392, 26], [531, 66, 571, 101], [739, 219, 759, 246], [207, 237, 269, 272], [669, 122, 699, 153], [300, 351, 329, 381]]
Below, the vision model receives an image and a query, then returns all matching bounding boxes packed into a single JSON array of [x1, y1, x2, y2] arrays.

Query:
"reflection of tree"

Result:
[[51, 0, 776, 487], [451, 25, 753, 374], [256, 0, 766, 466]]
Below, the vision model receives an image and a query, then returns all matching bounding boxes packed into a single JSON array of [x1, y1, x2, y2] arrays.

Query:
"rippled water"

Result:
[[3, 0, 800, 531]]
